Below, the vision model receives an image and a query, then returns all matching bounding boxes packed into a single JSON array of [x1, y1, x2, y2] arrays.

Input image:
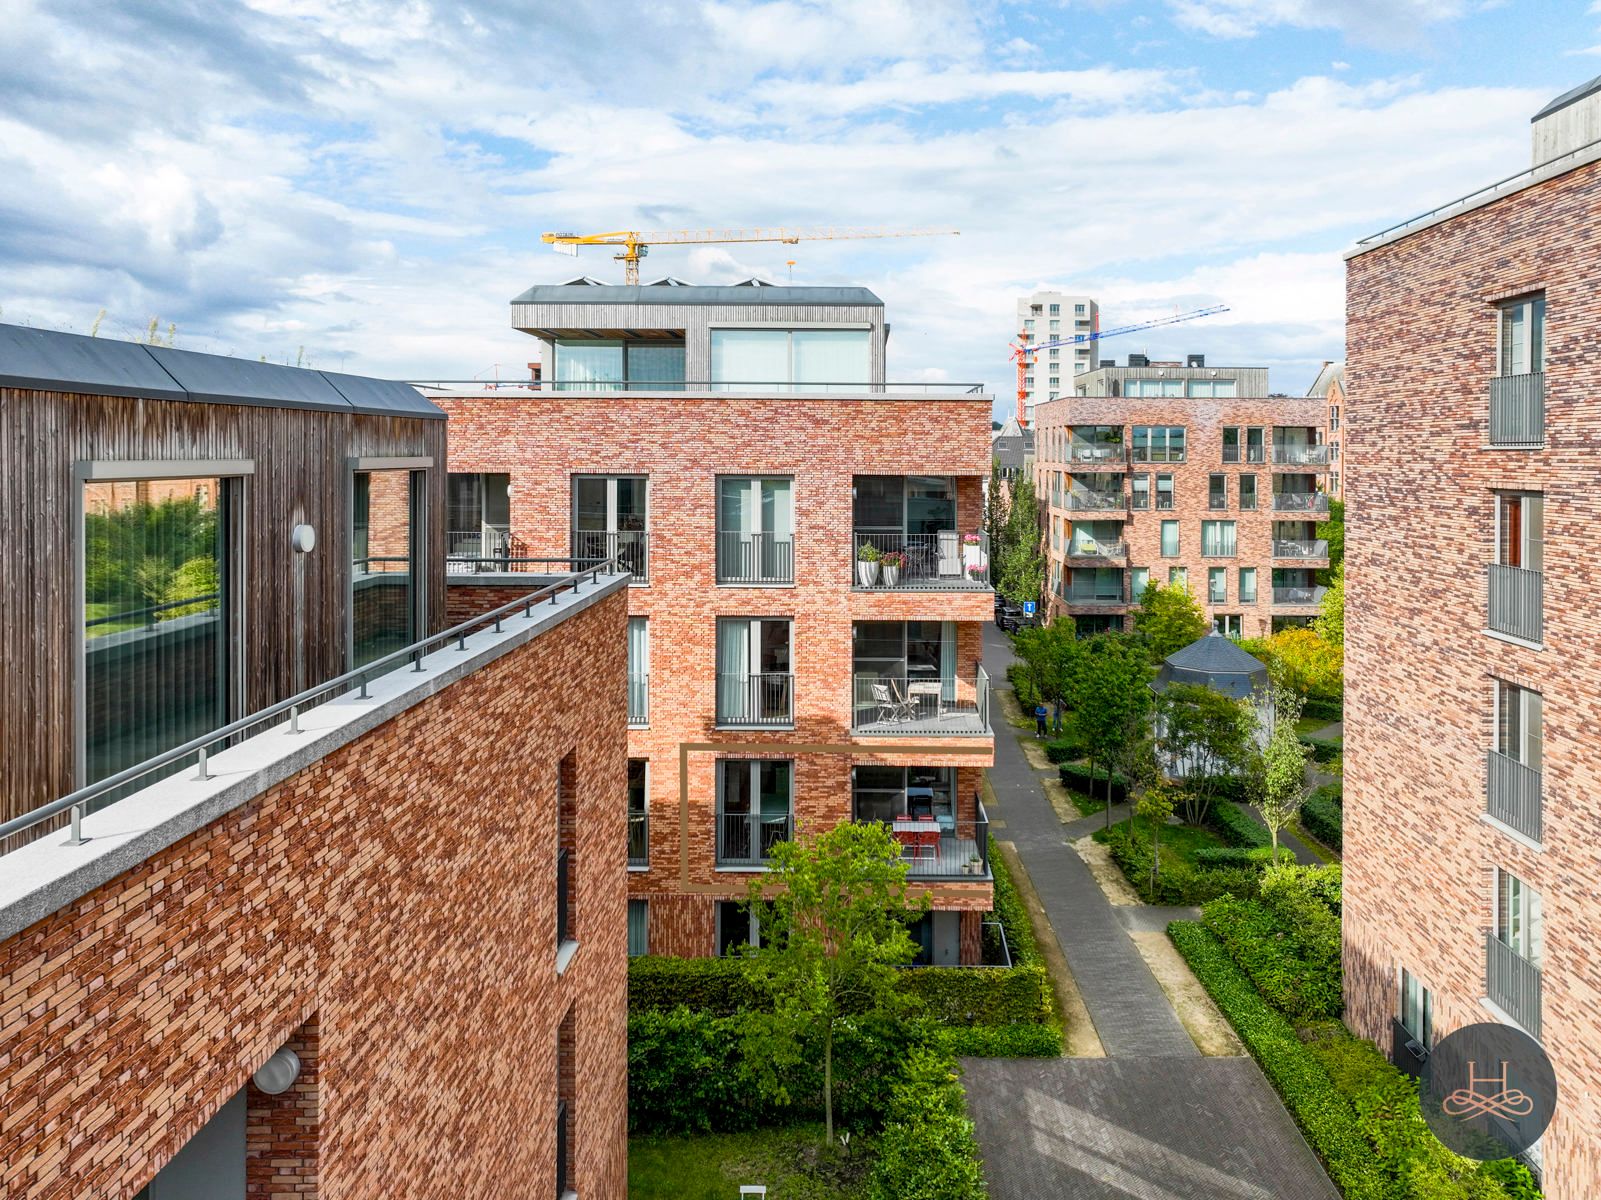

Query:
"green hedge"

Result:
[[1044, 737, 1086, 764], [1191, 845, 1276, 870], [629, 955, 769, 1016], [933, 1021, 1063, 1058], [1300, 735, 1343, 763], [1303, 696, 1343, 722], [986, 834, 1039, 967], [869, 1048, 987, 1200], [1300, 792, 1343, 852], [1168, 923, 1388, 1200], [1202, 798, 1272, 849], [1006, 662, 1039, 709], [1058, 762, 1127, 803], [1103, 827, 1262, 905], [1200, 894, 1342, 1020]]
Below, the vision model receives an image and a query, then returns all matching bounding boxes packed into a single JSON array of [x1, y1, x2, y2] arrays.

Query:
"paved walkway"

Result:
[[967, 623, 1338, 1200]]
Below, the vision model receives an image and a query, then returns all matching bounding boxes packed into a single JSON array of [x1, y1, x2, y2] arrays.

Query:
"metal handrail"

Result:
[[408, 379, 988, 394], [85, 593, 219, 629], [0, 558, 625, 849]]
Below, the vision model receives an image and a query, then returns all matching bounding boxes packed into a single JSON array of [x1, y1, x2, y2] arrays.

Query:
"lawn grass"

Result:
[[84, 601, 147, 637], [1295, 714, 1335, 738], [629, 1124, 874, 1199], [1095, 815, 1229, 864], [1062, 785, 1101, 818]]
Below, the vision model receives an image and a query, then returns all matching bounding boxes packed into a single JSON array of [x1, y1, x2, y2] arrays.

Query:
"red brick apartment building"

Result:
[[1307, 361, 1347, 502], [0, 325, 629, 1199], [1344, 77, 1601, 1193], [1032, 355, 1331, 636], [428, 279, 999, 964]]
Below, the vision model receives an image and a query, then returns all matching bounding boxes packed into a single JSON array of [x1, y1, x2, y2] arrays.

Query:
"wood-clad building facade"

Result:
[[0, 324, 446, 828]]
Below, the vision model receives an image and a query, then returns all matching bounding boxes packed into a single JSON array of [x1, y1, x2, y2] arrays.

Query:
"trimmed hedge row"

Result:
[[869, 1048, 987, 1200], [933, 1021, 1063, 1058], [1202, 798, 1272, 849], [1200, 894, 1342, 1020], [1058, 762, 1128, 804], [1300, 792, 1343, 852], [1102, 827, 1262, 905], [986, 834, 1039, 967], [1044, 737, 1086, 764], [629, 955, 767, 1016], [1191, 845, 1276, 870], [1167, 922, 1388, 1200]]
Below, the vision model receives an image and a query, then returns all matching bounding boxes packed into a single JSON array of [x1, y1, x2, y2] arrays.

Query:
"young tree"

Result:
[[1136, 779, 1179, 892], [742, 821, 926, 1145], [1313, 561, 1344, 648], [1253, 685, 1312, 862], [1155, 682, 1257, 826], [1131, 580, 1208, 662], [996, 474, 1045, 607], [983, 465, 1011, 587], [1012, 620, 1080, 718], [1068, 633, 1154, 827]]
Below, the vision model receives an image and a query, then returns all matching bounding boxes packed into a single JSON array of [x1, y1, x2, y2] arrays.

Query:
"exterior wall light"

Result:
[[252, 1047, 302, 1095], [291, 524, 316, 554]]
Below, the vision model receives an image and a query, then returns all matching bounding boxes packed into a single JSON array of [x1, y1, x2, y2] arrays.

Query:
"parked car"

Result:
[[997, 604, 1037, 634], [995, 601, 1021, 629]]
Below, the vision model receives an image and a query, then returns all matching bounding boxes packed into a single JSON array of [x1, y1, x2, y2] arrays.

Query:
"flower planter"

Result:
[[857, 560, 880, 587], [962, 546, 985, 574], [881, 563, 901, 587]]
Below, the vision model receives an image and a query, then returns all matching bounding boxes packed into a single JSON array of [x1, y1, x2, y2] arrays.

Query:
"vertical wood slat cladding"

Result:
[[0, 386, 446, 826]]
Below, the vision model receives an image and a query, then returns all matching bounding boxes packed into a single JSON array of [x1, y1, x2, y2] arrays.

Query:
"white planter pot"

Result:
[[857, 560, 880, 587], [962, 545, 984, 573], [881, 563, 901, 587]]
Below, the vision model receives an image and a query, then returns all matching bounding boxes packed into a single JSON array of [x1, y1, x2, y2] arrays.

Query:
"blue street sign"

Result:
[[1022, 601, 1036, 615]]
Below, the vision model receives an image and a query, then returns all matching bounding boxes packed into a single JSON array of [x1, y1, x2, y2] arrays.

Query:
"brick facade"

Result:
[[435, 392, 998, 960], [0, 588, 630, 1200], [1345, 155, 1601, 1195], [1032, 394, 1331, 635]]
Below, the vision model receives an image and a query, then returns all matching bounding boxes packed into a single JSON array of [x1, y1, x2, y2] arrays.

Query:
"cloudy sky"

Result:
[[0, 1, 1592, 411]]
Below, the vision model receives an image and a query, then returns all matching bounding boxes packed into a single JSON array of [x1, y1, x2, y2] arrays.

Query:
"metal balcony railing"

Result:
[[628, 812, 649, 867], [1490, 373, 1545, 445], [1273, 539, 1330, 559], [1068, 443, 1126, 464], [446, 526, 511, 560], [1272, 492, 1329, 513], [1272, 444, 1331, 465], [571, 528, 648, 582], [853, 531, 990, 590], [852, 668, 990, 734], [716, 531, 794, 584], [1487, 750, 1542, 843], [1066, 539, 1127, 560], [880, 797, 993, 881], [1272, 585, 1328, 606], [628, 673, 649, 726], [716, 672, 795, 726], [1488, 564, 1543, 643], [1067, 490, 1126, 511], [1486, 933, 1542, 1040], [556, 848, 571, 948], [716, 812, 792, 866], [1130, 449, 1186, 463]]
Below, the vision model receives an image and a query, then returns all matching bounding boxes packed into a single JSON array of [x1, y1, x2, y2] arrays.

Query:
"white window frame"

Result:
[[1497, 294, 1545, 378]]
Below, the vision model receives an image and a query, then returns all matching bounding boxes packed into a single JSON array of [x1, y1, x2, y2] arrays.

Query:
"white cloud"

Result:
[[1167, 0, 1469, 41]]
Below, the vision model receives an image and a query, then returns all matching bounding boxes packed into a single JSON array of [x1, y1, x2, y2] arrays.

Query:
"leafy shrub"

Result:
[[1007, 662, 1039, 709], [899, 963, 1053, 1026], [1103, 827, 1261, 905], [1044, 736, 1086, 764], [1300, 792, 1343, 852], [934, 1022, 1063, 1058], [1259, 862, 1343, 920], [986, 835, 1039, 967], [869, 1048, 987, 1200], [1202, 798, 1272, 848], [1480, 1159, 1542, 1199], [1300, 735, 1343, 763], [629, 955, 770, 1015], [1058, 762, 1127, 803], [1192, 846, 1277, 870], [1303, 695, 1343, 722], [1201, 894, 1342, 1020], [1168, 923, 1387, 1200]]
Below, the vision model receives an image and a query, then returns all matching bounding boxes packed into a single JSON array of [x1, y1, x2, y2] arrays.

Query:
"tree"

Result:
[[1131, 580, 1208, 662], [1313, 561, 1344, 648], [1250, 627, 1342, 704], [1155, 681, 1257, 826], [1252, 685, 1311, 862], [1136, 779, 1179, 892], [1012, 619, 1080, 717], [995, 474, 1045, 607], [1068, 633, 1155, 828], [983, 464, 1011, 587], [742, 821, 926, 1145], [1316, 498, 1344, 585]]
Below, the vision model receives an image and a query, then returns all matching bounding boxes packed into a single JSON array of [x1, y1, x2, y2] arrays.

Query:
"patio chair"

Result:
[[937, 529, 961, 577], [870, 681, 917, 724]]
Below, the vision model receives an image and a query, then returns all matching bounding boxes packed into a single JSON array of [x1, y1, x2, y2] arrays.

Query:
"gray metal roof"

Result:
[[0, 323, 442, 419], [510, 281, 883, 307], [1533, 74, 1601, 122], [1152, 630, 1268, 699]]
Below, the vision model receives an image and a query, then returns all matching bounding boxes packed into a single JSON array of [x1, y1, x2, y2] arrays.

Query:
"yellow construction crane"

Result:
[[540, 226, 959, 285]]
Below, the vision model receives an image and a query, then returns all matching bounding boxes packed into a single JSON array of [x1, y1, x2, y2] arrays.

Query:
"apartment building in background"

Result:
[[1342, 79, 1601, 1194], [430, 278, 1000, 966], [1015, 289, 1100, 425], [1031, 354, 1330, 635], [991, 414, 1034, 487], [1308, 361, 1346, 501], [0, 325, 630, 1199]]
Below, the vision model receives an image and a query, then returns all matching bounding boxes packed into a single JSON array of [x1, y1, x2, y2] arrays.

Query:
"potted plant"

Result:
[[879, 549, 907, 586], [967, 855, 984, 876], [968, 564, 987, 584], [856, 541, 882, 587], [961, 532, 985, 574]]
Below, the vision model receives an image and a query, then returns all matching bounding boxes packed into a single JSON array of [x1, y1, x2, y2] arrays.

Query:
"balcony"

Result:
[[1272, 445, 1330, 466], [1067, 489, 1127, 512], [717, 811, 792, 866], [1488, 564, 1543, 643], [853, 532, 990, 591], [628, 673, 649, 726], [1272, 492, 1329, 513], [1490, 373, 1545, 445], [716, 531, 794, 584], [628, 812, 649, 868], [1065, 539, 1127, 562], [1485, 933, 1542, 1040], [1272, 585, 1328, 606], [571, 528, 648, 582], [852, 668, 991, 736], [884, 799, 992, 882], [716, 673, 795, 727], [1067, 443, 1126, 467], [1273, 539, 1330, 561], [1486, 750, 1542, 843]]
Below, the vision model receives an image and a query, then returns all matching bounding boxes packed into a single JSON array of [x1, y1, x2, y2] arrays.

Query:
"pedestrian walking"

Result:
[[1034, 702, 1048, 738], [1053, 701, 1064, 734]]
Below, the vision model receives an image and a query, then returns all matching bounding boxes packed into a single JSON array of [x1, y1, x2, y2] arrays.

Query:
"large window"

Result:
[[1201, 520, 1237, 557], [1127, 378, 1182, 397], [1494, 867, 1542, 967], [1132, 426, 1186, 461], [572, 475, 648, 580], [1239, 567, 1257, 603], [83, 475, 230, 790], [628, 617, 649, 726], [852, 766, 955, 823], [711, 328, 869, 392], [352, 468, 418, 668], [1399, 969, 1434, 1049], [553, 340, 685, 391], [1239, 474, 1258, 511], [628, 758, 648, 867], [716, 617, 793, 726], [1498, 294, 1545, 377], [1160, 520, 1179, 557], [1155, 474, 1175, 509], [1130, 473, 1150, 509], [1222, 427, 1241, 463], [628, 899, 649, 956], [1495, 491, 1543, 570], [717, 760, 793, 865], [1187, 378, 1237, 398], [1208, 474, 1227, 510], [717, 476, 794, 583], [1496, 681, 1543, 769], [446, 471, 510, 560], [1208, 567, 1227, 604], [1130, 566, 1150, 599]]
